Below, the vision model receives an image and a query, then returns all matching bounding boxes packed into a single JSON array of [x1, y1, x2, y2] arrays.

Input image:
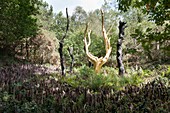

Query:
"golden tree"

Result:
[[84, 10, 112, 73]]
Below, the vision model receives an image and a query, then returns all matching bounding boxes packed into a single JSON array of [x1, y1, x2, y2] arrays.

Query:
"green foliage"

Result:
[[64, 31, 86, 66], [117, 0, 170, 61], [71, 6, 87, 24], [0, 0, 39, 46], [165, 66, 170, 79], [36, 1, 55, 31], [62, 66, 146, 91]]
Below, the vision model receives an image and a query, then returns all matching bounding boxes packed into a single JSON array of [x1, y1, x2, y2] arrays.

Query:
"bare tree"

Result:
[[84, 10, 112, 73], [58, 8, 69, 76], [117, 21, 127, 76]]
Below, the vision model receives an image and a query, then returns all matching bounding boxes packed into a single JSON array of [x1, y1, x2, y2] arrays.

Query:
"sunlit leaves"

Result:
[[0, 0, 39, 45]]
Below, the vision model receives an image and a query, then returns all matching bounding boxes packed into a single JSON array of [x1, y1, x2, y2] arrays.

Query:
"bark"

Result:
[[117, 21, 127, 76], [33, 46, 37, 63], [58, 8, 69, 76], [67, 47, 74, 73], [58, 41, 65, 75], [21, 43, 23, 54], [26, 39, 29, 61]]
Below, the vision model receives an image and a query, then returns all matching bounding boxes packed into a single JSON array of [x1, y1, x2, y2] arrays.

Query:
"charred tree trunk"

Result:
[[26, 39, 29, 61], [33, 46, 37, 63], [58, 8, 69, 76], [117, 21, 127, 76], [58, 41, 65, 75], [67, 47, 74, 73]]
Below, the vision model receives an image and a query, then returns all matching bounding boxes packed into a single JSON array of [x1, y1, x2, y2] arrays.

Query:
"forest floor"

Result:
[[0, 55, 169, 112], [0, 55, 59, 75], [0, 55, 169, 83]]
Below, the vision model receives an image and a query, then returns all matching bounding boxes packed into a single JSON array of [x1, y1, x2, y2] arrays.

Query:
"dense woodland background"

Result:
[[0, 0, 169, 112]]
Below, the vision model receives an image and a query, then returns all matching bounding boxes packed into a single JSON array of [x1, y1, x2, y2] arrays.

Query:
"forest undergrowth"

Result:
[[0, 56, 169, 113]]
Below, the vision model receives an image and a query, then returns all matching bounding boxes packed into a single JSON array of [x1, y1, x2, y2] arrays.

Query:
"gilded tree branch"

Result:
[[84, 10, 112, 73]]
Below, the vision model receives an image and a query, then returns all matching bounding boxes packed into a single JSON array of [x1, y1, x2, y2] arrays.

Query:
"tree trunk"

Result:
[[58, 41, 65, 75], [26, 39, 29, 61], [117, 21, 127, 76], [67, 47, 74, 73], [58, 8, 69, 76], [33, 46, 37, 63]]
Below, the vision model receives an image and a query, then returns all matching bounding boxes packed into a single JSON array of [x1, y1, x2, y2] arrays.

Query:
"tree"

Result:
[[117, 21, 127, 76], [116, 0, 170, 61], [71, 6, 87, 24], [84, 10, 112, 73], [36, 1, 55, 31], [0, 0, 39, 55], [58, 8, 69, 76], [11, 0, 60, 64]]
